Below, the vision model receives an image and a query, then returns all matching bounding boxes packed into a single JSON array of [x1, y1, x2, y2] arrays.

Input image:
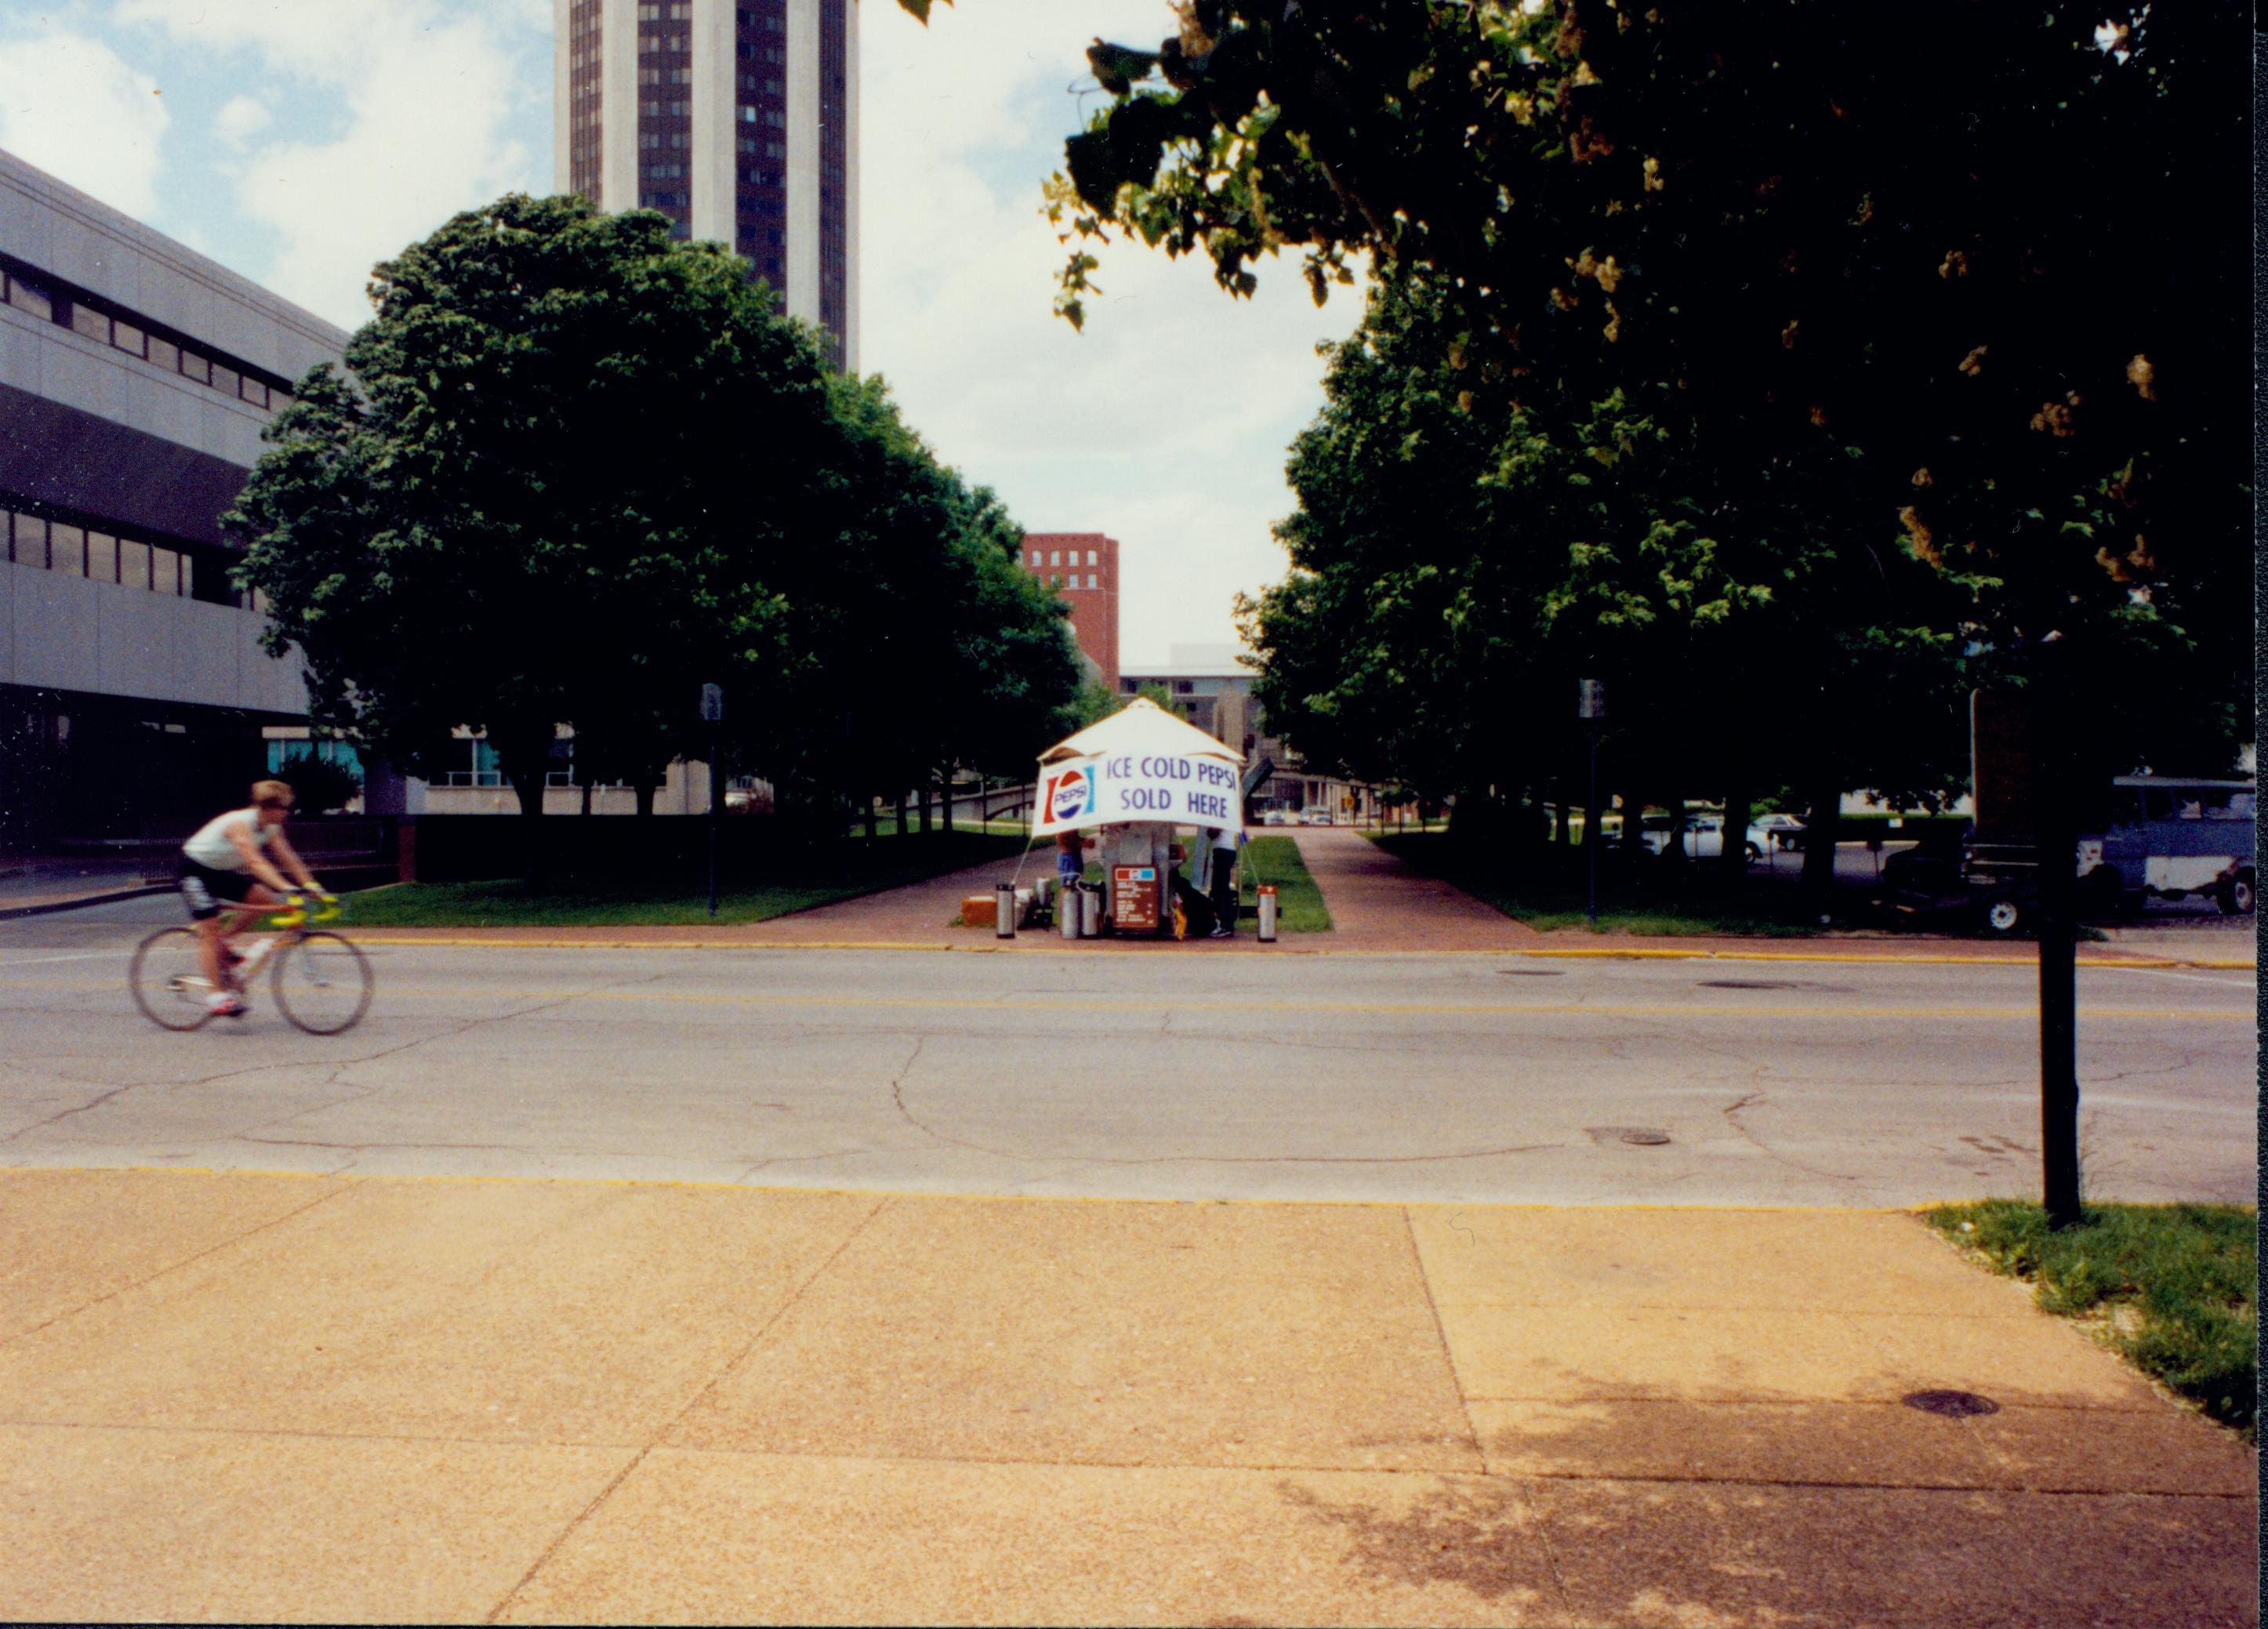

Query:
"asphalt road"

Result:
[[0, 896, 2252, 1207]]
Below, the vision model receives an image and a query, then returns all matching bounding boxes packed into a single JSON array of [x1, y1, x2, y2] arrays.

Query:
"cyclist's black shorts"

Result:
[[178, 857, 255, 920]]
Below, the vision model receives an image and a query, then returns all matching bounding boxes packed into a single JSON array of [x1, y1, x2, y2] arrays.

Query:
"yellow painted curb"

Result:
[[344, 933, 2254, 971]]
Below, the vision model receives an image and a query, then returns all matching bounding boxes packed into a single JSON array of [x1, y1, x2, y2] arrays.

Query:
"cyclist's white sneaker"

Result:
[[207, 992, 246, 1018]]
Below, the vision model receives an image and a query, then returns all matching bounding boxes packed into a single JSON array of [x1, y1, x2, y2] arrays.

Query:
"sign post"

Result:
[[700, 683, 724, 919], [1578, 679, 1607, 926]]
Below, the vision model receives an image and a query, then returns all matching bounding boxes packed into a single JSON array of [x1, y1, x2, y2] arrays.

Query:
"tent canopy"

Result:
[[1038, 697, 1243, 768], [1031, 698, 1245, 838]]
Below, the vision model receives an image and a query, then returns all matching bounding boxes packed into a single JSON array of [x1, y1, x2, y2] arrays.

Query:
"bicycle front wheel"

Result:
[[270, 931, 373, 1035], [129, 927, 217, 1031]]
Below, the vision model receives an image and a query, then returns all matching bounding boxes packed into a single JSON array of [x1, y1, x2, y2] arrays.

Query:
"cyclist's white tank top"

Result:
[[182, 810, 274, 870]]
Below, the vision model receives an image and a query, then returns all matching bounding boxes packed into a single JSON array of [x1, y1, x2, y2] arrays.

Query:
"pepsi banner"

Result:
[[1031, 751, 1244, 838]]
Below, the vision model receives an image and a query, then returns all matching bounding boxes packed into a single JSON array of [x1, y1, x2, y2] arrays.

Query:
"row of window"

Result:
[[735, 136, 786, 158], [641, 33, 689, 53], [738, 73, 784, 95], [737, 10, 786, 35], [641, 191, 691, 209], [1048, 573, 1101, 590], [742, 104, 786, 126], [5, 510, 196, 598], [636, 2, 691, 19], [1032, 548, 1102, 568], [3, 270, 285, 412], [641, 99, 692, 118], [639, 67, 691, 85]]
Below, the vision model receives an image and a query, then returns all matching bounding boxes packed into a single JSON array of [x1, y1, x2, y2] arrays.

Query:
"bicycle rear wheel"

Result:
[[270, 931, 373, 1035], [129, 927, 218, 1031]]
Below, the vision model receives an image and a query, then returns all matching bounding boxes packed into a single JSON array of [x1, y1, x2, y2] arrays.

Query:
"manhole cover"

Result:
[[1901, 1389, 2000, 1417], [1618, 1129, 1672, 1146], [1698, 978, 1798, 990]]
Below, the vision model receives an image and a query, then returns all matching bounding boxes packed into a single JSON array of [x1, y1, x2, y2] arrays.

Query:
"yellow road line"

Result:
[[11, 975, 2241, 1021]]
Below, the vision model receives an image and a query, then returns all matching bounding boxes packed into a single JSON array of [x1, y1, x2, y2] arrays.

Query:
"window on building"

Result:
[[69, 303, 108, 343], [178, 350, 210, 385], [1174, 680, 1195, 694], [1048, 574, 1059, 588], [240, 376, 269, 409], [147, 543, 175, 593], [1049, 550, 1061, 566], [438, 735, 506, 788], [1087, 573, 1098, 589], [178, 552, 194, 598], [86, 532, 117, 582], [210, 363, 240, 400], [1028, 550, 1040, 567], [49, 524, 84, 575], [6, 513, 42, 567], [119, 536, 150, 588], [110, 319, 144, 357], [1087, 550, 1098, 566], [3, 273, 53, 321], [147, 335, 178, 372]]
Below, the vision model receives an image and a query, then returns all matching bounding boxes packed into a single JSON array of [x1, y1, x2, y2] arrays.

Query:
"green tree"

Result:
[[1029, 1, 2243, 909], [227, 194, 839, 849]]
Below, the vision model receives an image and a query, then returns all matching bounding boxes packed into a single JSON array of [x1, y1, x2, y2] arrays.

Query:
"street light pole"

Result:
[[1579, 679, 1606, 927], [700, 683, 724, 920]]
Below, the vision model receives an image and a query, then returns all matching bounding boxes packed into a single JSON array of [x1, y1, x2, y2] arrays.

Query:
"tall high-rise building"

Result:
[[555, 0, 857, 372]]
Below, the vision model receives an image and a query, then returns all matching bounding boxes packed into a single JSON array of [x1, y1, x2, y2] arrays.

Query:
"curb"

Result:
[[0, 883, 169, 921], [340, 931, 2254, 971]]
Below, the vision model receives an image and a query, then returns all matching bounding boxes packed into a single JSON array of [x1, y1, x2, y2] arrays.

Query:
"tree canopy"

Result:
[[227, 192, 1082, 833], [1030, 1, 2246, 826]]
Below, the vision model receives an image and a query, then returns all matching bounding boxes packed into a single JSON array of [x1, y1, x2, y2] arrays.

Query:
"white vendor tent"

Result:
[[1030, 697, 1246, 840]]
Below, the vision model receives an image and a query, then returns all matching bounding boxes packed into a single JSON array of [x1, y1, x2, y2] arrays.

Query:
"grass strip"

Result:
[[1240, 835, 1333, 932], [1922, 1199, 2257, 1440], [341, 833, 1027, 927], [1369, 830, 1827, 937]]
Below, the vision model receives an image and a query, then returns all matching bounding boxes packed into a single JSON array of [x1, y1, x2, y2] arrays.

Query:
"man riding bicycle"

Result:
[[177, 779, 333, 1017]]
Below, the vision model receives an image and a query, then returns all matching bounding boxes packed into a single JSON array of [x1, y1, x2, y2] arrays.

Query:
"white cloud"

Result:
[[115, 0, 547, 328], [213, 93, 270, 148], [0, 27, 169, 216], [862, 0, 1368, 663]]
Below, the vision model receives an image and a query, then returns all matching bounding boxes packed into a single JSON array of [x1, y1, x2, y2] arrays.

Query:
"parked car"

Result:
[[1261, 809, 1291, 826], [1301, 809, 1334, 825], [1633, 814, 1786, 863], [1750, 812, 1807, 853], [1876, 827, 1971, 920]]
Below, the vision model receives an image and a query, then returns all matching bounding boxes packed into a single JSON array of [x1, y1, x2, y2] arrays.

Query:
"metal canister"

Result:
[[1080, 882, 1101, 937], [1059, 881, 1080, 939], [995, 882, 1017, 939], [1256, 883, 1278, 942]]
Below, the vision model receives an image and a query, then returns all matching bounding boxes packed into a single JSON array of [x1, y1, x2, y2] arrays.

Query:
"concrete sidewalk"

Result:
[[0, 1169, 2252, 1625]]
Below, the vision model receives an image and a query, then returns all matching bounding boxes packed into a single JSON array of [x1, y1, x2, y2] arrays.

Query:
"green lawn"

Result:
[[1240, 835, 1333, 932], [341, 833, 1026, 928], [1369, 829, 1829, 936], [1923, 1200, 2258, 1440]]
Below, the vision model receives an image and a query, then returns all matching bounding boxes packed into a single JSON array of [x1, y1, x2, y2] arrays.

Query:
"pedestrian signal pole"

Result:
[[701, 683, 724, 919], [1579, 679, 1607, 926]]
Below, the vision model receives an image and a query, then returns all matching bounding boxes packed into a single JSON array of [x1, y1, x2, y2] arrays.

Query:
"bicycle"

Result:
[[129, 896, 373, 1035]]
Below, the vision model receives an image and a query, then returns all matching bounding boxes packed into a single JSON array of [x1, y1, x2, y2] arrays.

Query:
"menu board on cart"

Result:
[[1111, 865, 1160, 932]]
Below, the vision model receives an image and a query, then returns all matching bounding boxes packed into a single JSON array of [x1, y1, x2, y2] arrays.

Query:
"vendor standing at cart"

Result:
[[1054, 829, 1088, 894]]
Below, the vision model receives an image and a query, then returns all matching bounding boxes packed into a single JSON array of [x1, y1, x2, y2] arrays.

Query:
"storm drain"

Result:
[[1698, 978, 1798, 990], [1497, 967, 1566, 977], [1901, 1389, 2001, 1417], [1586, 1126, 1673, 1147]]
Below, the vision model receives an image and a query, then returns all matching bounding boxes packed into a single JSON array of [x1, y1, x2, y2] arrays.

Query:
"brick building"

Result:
[[1022, 531, 1118, 693]]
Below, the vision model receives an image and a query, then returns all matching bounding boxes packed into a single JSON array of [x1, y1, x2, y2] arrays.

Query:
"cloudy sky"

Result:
[[0, 0, 1369, 669]]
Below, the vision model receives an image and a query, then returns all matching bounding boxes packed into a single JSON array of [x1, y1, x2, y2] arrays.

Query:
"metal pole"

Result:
[[2034, 694, 2081, 1228], [707, 721, 719, 919], [1586, 730, 1599, 927]]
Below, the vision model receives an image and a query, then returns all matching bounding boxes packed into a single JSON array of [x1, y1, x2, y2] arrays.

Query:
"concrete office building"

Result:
[[0, 148, 342, 854], [557, 0, 858, 372], [1025, 532, 1119, 693]]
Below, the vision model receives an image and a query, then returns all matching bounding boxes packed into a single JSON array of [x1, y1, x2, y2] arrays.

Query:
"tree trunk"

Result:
[[499, 752, 550, 884], [864, 794, 878, 841], [917, 778, 933, 835], [940, 767, 954, 835], [634, 780, 657, 821], [1720, 768, 1751, 884], [1799, 772, 1843, 916]]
